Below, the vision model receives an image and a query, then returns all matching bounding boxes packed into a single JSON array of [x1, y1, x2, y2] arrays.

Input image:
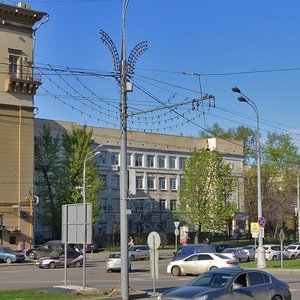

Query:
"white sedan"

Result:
[[167, 252, 239, 276]]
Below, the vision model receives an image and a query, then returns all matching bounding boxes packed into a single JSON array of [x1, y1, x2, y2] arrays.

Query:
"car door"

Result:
[[195, 254, 214, 273], [247, 271, 272, 300], [180, 254, 199, 274]]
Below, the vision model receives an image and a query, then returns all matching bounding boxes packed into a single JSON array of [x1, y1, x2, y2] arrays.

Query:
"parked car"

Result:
[[172, 244, 219, 261], [26, 240, 69, 259], [158, 268, 291, 300], [71, 242, 98, 254], [242, 245, 256, 261], [128, 245, 150, 261], [167, 252, 239, 276], [0, 246, 25, 263], [286, 244, 300, 258], [258, 244, 295, 261], [214, 243, 234, 253], [222, 247, 250, 262], [35, 249, 83, 269], [106, 252, 131, 272]]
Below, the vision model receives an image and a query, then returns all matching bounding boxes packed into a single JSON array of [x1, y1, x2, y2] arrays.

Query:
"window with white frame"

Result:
[[111, 175, 120, 189], [159, 199, 166, 211], [126, 153, 132, 166], [179, 157, 186, 169], [136, 175, 144, 189], [147, 155, 154, 168], [111, 153, 119, 165], [158, 156, 165, 168], [159, 177, 166, 190], [169, 156, 176, 169], [135, 154, 143, 167], [170, 178, 177, 190], [170, 199, 177, 211], [147, 176, 155, 190]]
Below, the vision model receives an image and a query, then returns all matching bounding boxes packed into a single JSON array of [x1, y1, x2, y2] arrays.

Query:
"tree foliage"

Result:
[[175, 149, 237, 242], [35, 125, 102, 239]]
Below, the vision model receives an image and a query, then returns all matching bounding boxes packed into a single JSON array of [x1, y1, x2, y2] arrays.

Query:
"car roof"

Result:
[[210, 268, 268, 275]]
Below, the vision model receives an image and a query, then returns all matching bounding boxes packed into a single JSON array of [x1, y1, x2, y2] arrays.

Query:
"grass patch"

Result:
[[241, 259, 300, 269], [0, 290, 80, 300]]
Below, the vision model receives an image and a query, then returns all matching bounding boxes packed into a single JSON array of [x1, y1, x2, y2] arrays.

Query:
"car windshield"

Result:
[[190, 272, 234, 288], [3, 247, 14, 254]]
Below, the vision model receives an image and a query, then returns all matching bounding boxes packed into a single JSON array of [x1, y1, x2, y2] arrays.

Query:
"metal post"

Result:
[[120, 1, 129, 299], [297, 172, 300, 242], [82, 147, 101, 289], [232, 87, 267, 269]]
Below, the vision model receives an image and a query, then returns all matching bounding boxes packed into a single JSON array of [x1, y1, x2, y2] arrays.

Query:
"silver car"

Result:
[[222, 247, 250, 262], [167, 253, 239, 276], [106, 252, 131, 272], [258, 244, 295, 261], [158, 268, 291, 300], [286, 244, 300, 259], [128, 245, 150, 261]]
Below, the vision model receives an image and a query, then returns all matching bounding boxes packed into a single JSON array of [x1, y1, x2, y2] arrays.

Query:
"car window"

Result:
[[198, 254, 213, 261], [185, 255, 198, 261], [234, 273, 247, 288], [271, 246, 280, 251], [248, 272, 265, 286], [287, 246, 296, 250]]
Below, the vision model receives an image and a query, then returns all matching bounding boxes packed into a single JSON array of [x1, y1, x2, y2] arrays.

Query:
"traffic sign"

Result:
[[174, 229, 179, 236], [251, 222, 259, 234], [147, 231, 161, 250], [258, 217, 266, 227]]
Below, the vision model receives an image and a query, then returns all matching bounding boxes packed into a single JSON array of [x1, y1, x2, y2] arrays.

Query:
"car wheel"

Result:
[[75, 261, 81, 268], [247, 256, 250, 262], [49, 262, 56, 269], [297, 254, 300, 259], [106, 269, 111, 273], [272, 255, 278, 261], [209, 266, 218, 271], [129, 255, 135, 261], [238, 258, 241, 263], [171, 265, 181, 276], [28, 252, 36, 260], [271, 296, 282, 300], [291, 255, 296, 260], [6, 257, 12, 264]]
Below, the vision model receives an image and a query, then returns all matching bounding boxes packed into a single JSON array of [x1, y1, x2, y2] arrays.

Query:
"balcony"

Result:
[[5, 71, 42, 95]]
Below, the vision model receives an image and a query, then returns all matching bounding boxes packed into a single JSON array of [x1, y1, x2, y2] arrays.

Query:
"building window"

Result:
[[169, 156, 176, 169], [100, 198, 108, 211], [111, 175, 120, 189], [112, 198, 120, 212], [111, 153, 119, 166], [147, 176, 155, 190], [159, 177, 166, 190], [147, 155, 154, 168], [170, 178, 177, 190], [179, 157, 186, 169], [136, 175, 144, 189], [159, 199, 166, 211], [98, 153, 107, 165], [158, 156, 165, 168], [100, 175, 107, 188], [170, 199, 177, 211], [126, 154, 132, 166], [135, 154, 143, 167]]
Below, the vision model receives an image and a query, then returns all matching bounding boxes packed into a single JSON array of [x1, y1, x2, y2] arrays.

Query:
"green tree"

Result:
[[35, 125, 63, 239], [62, 126, 102, 221], [175, 149, 237, 243], [35, 125, 102, 239]]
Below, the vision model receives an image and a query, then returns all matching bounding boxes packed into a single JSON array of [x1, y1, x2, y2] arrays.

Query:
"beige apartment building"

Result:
[[0, 2, 47, 250]]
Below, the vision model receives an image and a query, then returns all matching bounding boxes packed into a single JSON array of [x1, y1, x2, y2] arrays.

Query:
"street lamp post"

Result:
[[232, 86, 267, 269], [82, 145, 101, 288]]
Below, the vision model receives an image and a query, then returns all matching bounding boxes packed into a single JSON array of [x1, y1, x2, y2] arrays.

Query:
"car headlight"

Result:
[[157, 294, 163, 300], [194, 296, 208, 300]]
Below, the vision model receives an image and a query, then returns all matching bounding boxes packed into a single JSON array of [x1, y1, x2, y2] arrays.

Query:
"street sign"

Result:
[[279, 229, 285, 242], [251, 222, 259, 234], [174, 229, 179, 236], [174, 221, 180, 229], [258, 217, 266, 227], [147, 231, 161, 250]]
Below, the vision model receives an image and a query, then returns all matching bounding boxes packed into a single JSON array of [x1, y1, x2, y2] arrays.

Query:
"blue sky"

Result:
[[29, 0, 300, 145]]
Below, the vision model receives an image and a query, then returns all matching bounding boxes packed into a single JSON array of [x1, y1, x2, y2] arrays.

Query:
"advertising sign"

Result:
[[180, 226, 189, 244]]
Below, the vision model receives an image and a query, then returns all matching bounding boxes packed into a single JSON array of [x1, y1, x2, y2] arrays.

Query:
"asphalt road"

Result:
[[0, 252, 300, 299]]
